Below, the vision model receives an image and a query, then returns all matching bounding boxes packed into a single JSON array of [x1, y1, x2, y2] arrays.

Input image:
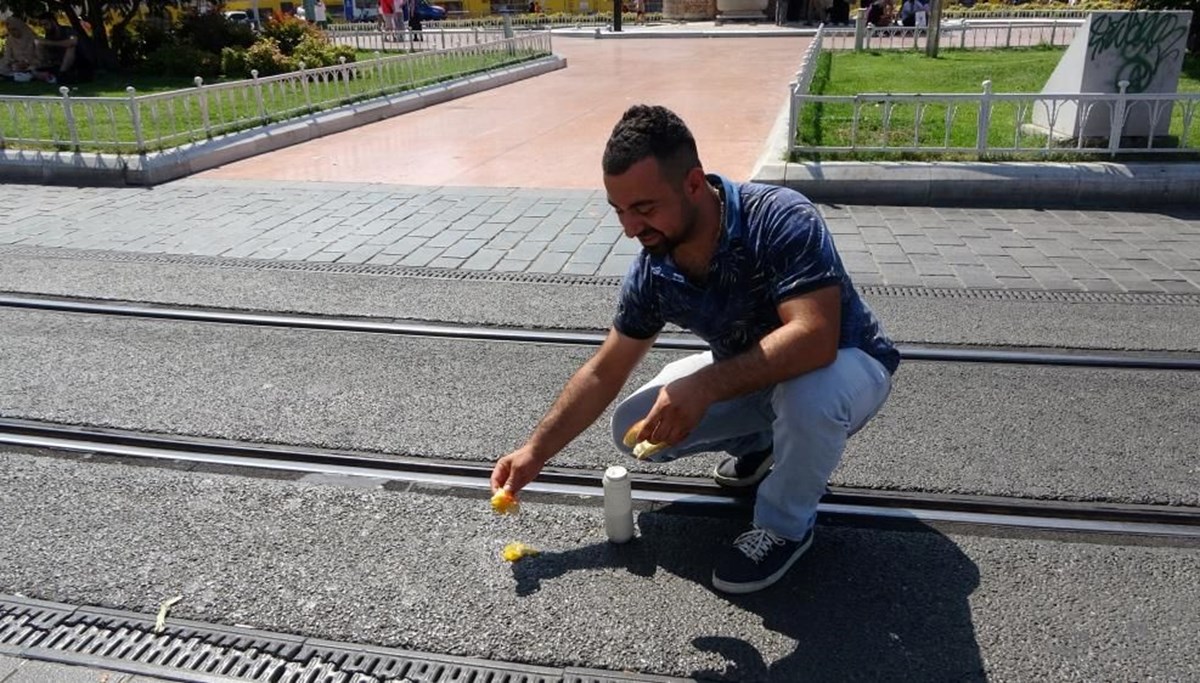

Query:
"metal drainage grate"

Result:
[[7, 245, 1194, 306], [0, 246, 626, 288], [859, 284, 1200, 306], [0, 595, 673, 683]]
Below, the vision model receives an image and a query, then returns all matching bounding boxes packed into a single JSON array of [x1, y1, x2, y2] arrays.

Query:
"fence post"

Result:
[[298, 62, 312, 110], [59, 86, 79, 152], [789, 81, 799, 156], [194, 77, 211, 139], [1005, 21, 1013, 47], [1049, 19, 1057, 46], [126, 86, 146, 155], [338, 56, 350, 101], [251, 70, 267, 123], [1109, 80, 1129, 156], [977, 80, 993, 155], [374, 51, 385, 94], [854, 8, 867, 51]]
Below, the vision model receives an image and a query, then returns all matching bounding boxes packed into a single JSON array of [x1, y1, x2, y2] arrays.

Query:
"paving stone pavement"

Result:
[[0, 654, 170, 682], [2, 180, 1199, 293]]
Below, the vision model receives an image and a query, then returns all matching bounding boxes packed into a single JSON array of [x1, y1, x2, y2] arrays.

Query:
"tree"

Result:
[[0, 0, 172, 68]]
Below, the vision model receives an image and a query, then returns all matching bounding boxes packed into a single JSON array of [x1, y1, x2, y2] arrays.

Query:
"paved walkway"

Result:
[[2, 180, 1199, 293], [0, 654, 171, 682], [198, 36, 806, 187]]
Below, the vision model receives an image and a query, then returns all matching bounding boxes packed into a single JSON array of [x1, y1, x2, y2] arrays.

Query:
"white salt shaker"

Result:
[[602, 465, 635, 544]]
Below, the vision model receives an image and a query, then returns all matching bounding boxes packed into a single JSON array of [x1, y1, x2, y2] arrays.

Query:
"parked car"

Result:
[[417, 0, 447, 20], [224, 10, 262, 29], [352, 0, 442, 23]]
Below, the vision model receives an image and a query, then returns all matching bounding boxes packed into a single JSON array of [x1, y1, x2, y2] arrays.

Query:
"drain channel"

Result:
[[3, 245, 1199, 306], [0, 595, 673, 683]]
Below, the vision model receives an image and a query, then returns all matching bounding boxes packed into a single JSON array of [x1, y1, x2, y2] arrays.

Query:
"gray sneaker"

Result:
[[711, 447, 774, 488]]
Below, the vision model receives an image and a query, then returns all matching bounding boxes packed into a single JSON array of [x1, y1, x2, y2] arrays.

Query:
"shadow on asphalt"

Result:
[[510, 507, 983, 681]]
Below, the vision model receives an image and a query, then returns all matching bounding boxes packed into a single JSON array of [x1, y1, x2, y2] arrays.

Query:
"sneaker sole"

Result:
[[710, 532, 813, 595], [710, 454, 775, 489]]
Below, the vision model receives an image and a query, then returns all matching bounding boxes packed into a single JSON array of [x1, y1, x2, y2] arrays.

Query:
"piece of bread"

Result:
[[490, 488, 518, 515], [623, 420, 668, 460]]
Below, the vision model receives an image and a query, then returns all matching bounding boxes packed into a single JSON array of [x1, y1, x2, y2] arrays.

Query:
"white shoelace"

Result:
[[733, 527, 787, 564]]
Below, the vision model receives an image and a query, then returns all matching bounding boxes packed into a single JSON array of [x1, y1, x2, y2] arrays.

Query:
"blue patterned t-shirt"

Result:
[[613, 175, 900, 375]]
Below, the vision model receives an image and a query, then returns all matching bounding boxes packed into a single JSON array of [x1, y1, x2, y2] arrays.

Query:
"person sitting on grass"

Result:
[[32, 13, 92, 84], [0, 16, 40, 81]]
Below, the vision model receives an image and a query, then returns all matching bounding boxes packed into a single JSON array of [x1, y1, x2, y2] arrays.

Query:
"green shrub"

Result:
[[142, 43, 221, 78], [244, 38, 297, 76], [109, 15, 173, 66], [291, 34, 336, 68], [220, 46, 250, 77], [332, 44, 356, 64], [290, 35, 358, 69], [262, 14, 323, 55], [178, 11, 256, 54]]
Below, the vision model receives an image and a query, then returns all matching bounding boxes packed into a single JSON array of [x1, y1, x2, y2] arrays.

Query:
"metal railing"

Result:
[[792, 80, 1200, 157], [328, 12, 664, 31], [432, 12, 665, 28], [942, 8, 1093, 20], [820, 18, 1080, 51], [787, 18, 1200, 158], [324, 25, 511, 52], [0, 32, 552, 155], [787, 24, 827, 155]]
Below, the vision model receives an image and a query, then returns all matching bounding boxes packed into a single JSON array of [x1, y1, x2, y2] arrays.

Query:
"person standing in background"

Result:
[[380, 0, 398, 36], [406, 0, 422, 41]]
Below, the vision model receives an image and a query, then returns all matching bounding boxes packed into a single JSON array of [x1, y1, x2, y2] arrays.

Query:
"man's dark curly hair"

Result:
[[602, 105, 701, 183]]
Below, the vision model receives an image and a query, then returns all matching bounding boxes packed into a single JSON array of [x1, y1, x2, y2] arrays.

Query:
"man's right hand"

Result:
[[490, 445, 545, 495]]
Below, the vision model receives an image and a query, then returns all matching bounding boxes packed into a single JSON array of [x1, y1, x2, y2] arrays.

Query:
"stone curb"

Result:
[[752, 160, 1200, 209], [0, 55, 566, 188]]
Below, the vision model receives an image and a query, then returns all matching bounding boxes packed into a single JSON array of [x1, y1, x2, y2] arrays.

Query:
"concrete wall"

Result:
[[1032, 10, 1193, 139]]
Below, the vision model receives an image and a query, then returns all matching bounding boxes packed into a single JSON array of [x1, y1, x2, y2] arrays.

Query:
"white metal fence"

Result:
[[794, 84, 1200, 156], [328, 12, 655, 31], [788, 20, 1200, 158], [787, 25, 826, 158], [819, 19, 1080, 51], [941, 8, 1092, 20], [324, 24, 511, 51], [0, 32, 552, 155]]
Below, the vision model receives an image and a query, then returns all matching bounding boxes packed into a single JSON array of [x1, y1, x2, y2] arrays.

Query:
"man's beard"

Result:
[[640, 198, 699, 257]]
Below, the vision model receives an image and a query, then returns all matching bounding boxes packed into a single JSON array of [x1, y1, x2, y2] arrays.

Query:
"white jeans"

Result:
[[611, 348, 893, 540]]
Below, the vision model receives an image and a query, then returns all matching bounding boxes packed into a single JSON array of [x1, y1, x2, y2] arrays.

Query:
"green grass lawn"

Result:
[[795, 48, 1200, 161], [0, 47, 544, 152]]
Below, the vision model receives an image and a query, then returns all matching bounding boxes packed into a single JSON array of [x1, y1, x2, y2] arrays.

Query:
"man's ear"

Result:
[[683, 166, 707, 199]]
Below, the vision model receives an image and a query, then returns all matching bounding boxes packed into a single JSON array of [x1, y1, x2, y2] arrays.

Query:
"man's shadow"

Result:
[[510, 505, 983, 682]]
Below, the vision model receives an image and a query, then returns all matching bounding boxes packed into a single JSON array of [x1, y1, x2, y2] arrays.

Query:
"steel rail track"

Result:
[[3, 293, 1199, 370], [3, 418, 1198, 540]]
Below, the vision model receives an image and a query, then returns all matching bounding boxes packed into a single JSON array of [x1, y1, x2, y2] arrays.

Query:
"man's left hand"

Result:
[[637, 374, 712, 447]]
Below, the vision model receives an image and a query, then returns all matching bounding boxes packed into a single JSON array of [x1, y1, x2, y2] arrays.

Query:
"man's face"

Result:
[[604, 157, 703, 257]]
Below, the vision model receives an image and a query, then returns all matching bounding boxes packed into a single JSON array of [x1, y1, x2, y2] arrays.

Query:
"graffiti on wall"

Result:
[[1087, 12, 1188, 93]]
